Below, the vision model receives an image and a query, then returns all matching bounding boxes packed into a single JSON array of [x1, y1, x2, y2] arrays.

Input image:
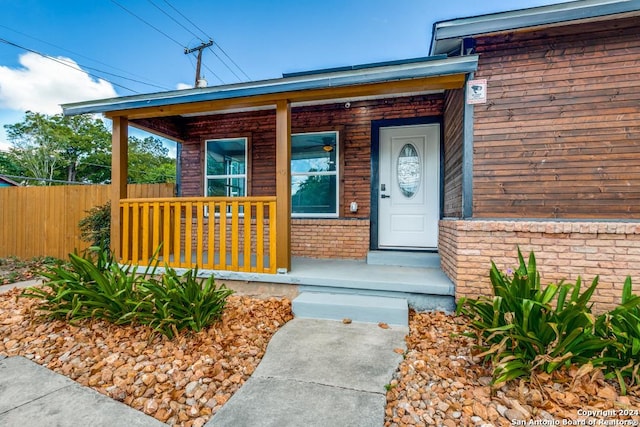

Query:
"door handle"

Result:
[[381, 194, 391, 199]]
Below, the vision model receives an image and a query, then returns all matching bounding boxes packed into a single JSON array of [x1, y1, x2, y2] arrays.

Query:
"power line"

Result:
[[110, 0, 185, 49], [161, 0, 210, 41], [146, 0, 204, 43], [0, 38, 139, 93], [161, 0, 251, 81], [215, 44, 251, 81], [207, 47, 242, 82], [0, 24, 171, 91]]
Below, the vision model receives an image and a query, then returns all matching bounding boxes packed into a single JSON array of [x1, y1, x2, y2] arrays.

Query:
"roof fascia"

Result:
[[62, 56, 478, 117]]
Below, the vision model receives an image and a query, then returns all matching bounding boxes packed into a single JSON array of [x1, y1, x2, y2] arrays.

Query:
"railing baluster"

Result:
[[206, 201, 215, 269], [132, 202, 141, 264], [173, 202, 181, 267], [231, 201, 239, 270], [141, 203, 150, 262], [256, 202, 264, 272], [118, 197, 276, 273], [244, 200, 251, 272], [122, 202, 130, 262], [269, 200, 277, 274], [162, 201, 170, 263], [152, 202, 160, 256], [185, 202, 193, 268], [196, 201, 204, 267], [219, 201, 227, 269]]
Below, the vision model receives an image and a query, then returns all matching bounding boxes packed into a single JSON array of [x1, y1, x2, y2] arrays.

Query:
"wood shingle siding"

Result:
[[473, 16, 640, 219]]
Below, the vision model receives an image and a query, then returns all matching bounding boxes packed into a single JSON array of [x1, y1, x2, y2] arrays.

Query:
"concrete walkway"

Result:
[[208, 318, 408, 427], [0, 356, 165, 427]]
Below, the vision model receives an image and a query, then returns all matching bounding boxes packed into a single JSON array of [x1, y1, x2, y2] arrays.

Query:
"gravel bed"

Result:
[[0, 288, 292, 426], [385, 311, 640, 426], [2, 289, 638, 426]]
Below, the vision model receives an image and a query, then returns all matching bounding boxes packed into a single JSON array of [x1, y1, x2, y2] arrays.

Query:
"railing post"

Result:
[[275, 100, 291, 272], [111, 117, 128, 259]]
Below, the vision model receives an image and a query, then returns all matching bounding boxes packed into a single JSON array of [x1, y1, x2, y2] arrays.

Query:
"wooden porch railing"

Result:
[[119, 196, 277, 273]]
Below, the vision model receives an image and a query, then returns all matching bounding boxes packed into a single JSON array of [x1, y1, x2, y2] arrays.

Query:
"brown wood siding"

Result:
[[179, 95, 444, 218], [443, 89, 464, 218], [473, 16, 640, 219]]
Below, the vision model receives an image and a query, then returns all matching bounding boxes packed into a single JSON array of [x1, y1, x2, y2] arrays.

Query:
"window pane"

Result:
[[291, 175, 336, 214], [206, 139, 246, 176], [207, 178, 246, 197], [291, 133, 336, 173]]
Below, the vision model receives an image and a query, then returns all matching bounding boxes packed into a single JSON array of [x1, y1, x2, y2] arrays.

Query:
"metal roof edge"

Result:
[[62, 55, 478, 116], [430, 0, 640, 55]]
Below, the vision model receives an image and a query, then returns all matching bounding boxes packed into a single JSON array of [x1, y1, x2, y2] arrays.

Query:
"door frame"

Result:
[[370, 116, 444, 250]]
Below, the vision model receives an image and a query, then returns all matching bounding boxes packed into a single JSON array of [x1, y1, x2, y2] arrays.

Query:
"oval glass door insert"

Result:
[[397, 143, 420, 198]]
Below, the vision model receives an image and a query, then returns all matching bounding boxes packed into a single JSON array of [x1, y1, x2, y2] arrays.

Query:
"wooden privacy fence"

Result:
[[120, 196, 277, 274], [0, 183, 174, 259]]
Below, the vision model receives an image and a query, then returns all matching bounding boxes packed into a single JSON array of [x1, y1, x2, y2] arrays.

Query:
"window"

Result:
[[291, 131, 339, 217], [205, 138, 246, 197]]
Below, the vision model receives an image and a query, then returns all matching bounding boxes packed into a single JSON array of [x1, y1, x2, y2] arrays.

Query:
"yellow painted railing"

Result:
[[119, 197, 277, 273]]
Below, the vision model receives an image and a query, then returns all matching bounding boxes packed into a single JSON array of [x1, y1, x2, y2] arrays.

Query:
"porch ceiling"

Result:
[[62, 55, 477, 122]]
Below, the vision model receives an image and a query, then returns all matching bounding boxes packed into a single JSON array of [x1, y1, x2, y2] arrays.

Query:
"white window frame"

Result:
[[291, 131, 339, 218], [204, 137, 247, 198]]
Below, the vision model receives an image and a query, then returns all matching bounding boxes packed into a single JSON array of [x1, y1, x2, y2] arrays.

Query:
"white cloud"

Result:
[[0, 52, 117, 115], [176, 82, 192, 90]]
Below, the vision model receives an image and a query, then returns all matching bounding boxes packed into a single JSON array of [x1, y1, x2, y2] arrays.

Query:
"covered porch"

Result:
[[62, 55, 478, 309]]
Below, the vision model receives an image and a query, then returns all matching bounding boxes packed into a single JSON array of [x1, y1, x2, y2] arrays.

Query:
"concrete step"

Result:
[[366, 251, 440, 268], [292, 292, 408, 326]]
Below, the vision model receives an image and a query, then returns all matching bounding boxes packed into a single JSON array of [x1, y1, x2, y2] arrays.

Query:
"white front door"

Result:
[[378, 124, 440, 248]]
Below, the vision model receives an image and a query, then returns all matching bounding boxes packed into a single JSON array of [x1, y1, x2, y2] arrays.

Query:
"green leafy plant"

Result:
[[138, 267, 233, 339], [21, 246, 150, 324], [78, 202, 111, 247], [595, 277, 640, 393], [21, 246, 233, 338], [457, 248, 612, 386]]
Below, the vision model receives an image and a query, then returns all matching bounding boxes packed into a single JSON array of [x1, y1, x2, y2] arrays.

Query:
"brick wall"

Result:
[[291, 219, 370, 259], [182, 217, 370, 261], [178, 94, 444, 218], [439, 219, 640, 312]]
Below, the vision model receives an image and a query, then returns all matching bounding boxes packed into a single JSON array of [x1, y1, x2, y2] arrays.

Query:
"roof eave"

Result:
[[430, 0, 640, 55], [62, 55, 478, 117]]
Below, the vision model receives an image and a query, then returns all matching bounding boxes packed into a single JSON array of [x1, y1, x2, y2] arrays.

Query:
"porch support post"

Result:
[[275, 100, 291, 271], [111, 116, 128, 259], [462, 74, 474, 219]]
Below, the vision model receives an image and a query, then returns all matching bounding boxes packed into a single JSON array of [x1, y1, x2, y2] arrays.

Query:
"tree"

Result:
[[4, 112, 111, 185], [3, 112, 175, 185]]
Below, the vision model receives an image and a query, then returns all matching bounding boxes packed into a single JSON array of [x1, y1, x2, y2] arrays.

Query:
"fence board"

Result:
[[0, 183, 174, 259]]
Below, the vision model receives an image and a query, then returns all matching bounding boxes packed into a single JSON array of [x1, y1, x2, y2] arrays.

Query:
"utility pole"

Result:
[[184, 40, 214, 87]]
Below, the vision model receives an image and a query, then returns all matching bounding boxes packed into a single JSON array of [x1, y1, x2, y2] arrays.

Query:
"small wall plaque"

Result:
[[466, 79, 487, 104]]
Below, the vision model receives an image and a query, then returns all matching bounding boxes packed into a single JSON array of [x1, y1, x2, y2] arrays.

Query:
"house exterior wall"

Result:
[[439, 219, 640, 313], [443, 16, 640, 312], [442, 89, 464, 218], [472, 16, 640, 219], [178, 94, 443, 259]]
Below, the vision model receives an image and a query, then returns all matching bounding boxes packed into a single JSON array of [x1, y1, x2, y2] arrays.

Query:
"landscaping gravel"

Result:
[[384, 311, 640, 426], [0, 288, 292, 426], [2, 288, 639, 426]]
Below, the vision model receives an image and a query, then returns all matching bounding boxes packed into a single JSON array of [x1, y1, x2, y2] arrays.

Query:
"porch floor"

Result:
[[162, 256, 456, 312]]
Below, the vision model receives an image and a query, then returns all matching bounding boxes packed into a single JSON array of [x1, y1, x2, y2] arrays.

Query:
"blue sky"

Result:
[[0, 0, 571, 153]]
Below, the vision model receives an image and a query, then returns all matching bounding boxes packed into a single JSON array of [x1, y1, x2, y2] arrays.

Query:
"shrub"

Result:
[[21, 246, 233, 338], [457, 249, 612, 386], [594, 277, 640, 393], [78, 202, 110, 248]]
